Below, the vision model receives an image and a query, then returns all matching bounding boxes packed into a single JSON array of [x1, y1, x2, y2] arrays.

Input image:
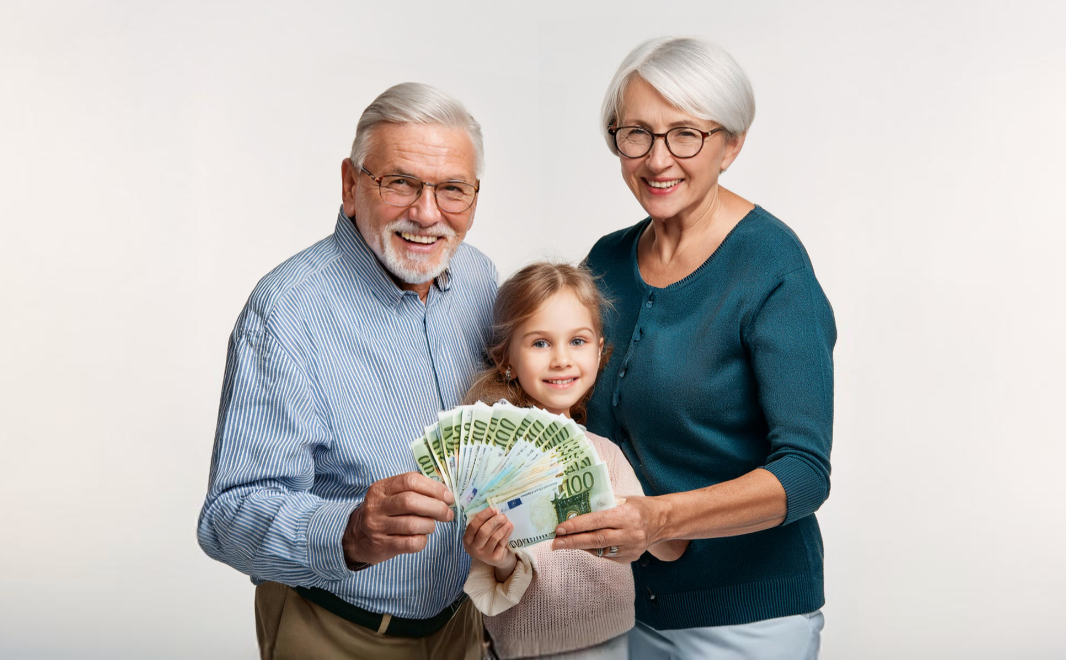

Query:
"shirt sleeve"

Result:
[[197, 327, 356, 585], [463, 550, 537, 616], [745, 266, 836, 525]]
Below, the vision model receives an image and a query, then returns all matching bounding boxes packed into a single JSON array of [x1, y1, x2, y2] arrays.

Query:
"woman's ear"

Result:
[[720, 132, 746, 173]]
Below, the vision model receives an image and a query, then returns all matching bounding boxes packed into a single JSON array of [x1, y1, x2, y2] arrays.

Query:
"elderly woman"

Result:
[[551, 37, 836, 659]]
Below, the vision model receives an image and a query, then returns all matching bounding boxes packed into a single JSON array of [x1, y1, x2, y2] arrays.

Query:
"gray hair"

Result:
[[351, 82, 484, 177], [600, 37, 756, 154]]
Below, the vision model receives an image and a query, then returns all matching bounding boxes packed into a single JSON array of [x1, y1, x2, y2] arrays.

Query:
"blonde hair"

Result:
[[464, 262, 612, 425]]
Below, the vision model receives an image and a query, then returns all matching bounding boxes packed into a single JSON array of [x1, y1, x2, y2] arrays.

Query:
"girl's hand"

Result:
[[463, 507, 517, 579]]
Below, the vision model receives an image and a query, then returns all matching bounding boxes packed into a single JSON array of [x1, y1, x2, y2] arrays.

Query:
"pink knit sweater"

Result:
[[463, 433, 643, 659]]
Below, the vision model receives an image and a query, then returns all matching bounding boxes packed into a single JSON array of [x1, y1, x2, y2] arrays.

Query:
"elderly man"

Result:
[[197, 82, 497, 660]]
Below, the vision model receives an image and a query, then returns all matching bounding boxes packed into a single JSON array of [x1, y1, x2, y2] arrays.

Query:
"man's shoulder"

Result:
[[239, 235, 343, 332], [449, 242, 499, 292]]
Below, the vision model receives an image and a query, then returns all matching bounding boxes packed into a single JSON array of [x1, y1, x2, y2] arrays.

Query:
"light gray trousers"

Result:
[[627, 611, 824, 660]]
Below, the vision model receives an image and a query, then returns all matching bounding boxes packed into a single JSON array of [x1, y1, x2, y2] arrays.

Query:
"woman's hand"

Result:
[[553, 470, 788, 562], [463, 507, 517, 580], [550, 495, 667, 562], [648, 538, 689, 562]]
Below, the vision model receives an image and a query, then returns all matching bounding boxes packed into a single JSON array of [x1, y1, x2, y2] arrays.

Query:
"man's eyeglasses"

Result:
[[608, 125, 726, 159], [360, 165, 479, 214]]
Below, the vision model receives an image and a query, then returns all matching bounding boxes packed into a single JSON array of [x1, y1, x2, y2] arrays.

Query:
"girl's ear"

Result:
[[597, 337, 605, 367]]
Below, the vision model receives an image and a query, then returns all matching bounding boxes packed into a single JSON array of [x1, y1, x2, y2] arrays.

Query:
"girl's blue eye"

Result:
[[571, 338, 587, 346], [532, 340, 549, 348]]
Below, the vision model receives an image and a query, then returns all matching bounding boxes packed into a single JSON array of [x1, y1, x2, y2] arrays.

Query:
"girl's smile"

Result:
[[507, 290, 603, 417]]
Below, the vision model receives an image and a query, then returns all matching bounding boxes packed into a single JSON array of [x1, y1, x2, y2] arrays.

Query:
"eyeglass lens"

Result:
[[614, 127, 706, 158], [379, 175, 477, 213]]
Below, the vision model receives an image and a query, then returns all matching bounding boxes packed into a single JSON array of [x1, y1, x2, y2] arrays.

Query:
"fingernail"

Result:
[[555, 527, 566, 535]]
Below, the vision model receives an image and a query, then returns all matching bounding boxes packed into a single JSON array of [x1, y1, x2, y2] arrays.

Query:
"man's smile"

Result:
[[398, 231, 444, 245]]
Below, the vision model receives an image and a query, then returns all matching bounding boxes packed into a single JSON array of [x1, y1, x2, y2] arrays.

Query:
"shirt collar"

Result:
[[334, 208, 453, 308]]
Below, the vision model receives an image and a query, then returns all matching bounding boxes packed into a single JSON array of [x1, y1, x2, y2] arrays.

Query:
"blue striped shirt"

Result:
[[197, 210, 497, 618]]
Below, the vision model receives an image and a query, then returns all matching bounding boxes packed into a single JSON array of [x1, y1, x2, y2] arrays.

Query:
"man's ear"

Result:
[[341, 158, 359, 217], [464, 198, 477, 232]]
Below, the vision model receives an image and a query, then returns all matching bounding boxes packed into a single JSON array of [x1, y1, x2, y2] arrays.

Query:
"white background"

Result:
[[2, 1, 1064, 658]]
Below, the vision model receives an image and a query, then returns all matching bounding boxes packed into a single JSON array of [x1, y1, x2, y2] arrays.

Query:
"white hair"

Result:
[[600, 37, 756, 154], [351, 82, 484, 177]]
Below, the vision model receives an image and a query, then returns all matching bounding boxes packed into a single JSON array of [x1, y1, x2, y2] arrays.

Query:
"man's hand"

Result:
[[342, 472, 455, 568]]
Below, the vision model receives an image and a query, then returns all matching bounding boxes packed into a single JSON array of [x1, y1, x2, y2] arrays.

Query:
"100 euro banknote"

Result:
[[410, 401, 615, 548]]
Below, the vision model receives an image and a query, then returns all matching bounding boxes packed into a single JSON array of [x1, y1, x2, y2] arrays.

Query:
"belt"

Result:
[[294, 586, 467, 638]]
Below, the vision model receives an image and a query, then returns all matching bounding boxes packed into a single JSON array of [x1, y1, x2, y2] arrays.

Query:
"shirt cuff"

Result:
[[763, 457, 830, 525], [463, 550, 536, 616], [306, 500, 360, 581]]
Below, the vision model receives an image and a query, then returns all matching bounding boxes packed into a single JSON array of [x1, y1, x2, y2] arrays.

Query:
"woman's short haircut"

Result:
[[351, 82, 484, 178], [600, 37, 756, 154]]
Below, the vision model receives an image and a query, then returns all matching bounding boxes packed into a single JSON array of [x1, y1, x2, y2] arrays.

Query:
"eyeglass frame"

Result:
[[357, 163, 480, 213], [607, 125, 727, 159]]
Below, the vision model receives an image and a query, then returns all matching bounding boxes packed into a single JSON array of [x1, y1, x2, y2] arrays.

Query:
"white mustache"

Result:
[[386, 219, 457, 239]]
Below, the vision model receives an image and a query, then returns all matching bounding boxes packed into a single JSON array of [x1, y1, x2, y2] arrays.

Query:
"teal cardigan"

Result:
[[585, 206, 836, 629]]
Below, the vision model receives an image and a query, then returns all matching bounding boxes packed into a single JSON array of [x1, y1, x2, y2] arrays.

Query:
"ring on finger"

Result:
[[596, 547, 605, 557], [605, 546, 620, 557]]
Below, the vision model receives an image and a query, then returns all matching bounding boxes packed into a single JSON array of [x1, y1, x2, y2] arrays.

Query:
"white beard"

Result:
[[373, 218, 459, 284]]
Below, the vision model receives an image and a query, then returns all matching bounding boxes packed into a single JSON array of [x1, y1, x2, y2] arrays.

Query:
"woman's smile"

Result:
[[644, 177, 683, 194]]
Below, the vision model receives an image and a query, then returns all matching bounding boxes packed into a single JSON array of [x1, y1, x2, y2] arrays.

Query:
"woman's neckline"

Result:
[[631, 205, 760, 292]]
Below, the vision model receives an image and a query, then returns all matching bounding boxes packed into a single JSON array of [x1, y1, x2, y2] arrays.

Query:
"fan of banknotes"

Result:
[[410, 400, 616, 548]]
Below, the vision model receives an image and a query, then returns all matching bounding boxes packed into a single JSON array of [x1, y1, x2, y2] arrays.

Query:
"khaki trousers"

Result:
[[255, 581, 486, 660]]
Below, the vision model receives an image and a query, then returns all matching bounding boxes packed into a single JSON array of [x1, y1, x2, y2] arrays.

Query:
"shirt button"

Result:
[[612, 392, 620, 406], [619, 368, 626, 378], [646, 300, 653, 308]]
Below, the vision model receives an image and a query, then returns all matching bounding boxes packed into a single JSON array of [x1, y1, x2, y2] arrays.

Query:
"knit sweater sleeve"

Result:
[[589, 433, 644, 500], [745, 266, 836, 525], [463, 549, 537, 616]]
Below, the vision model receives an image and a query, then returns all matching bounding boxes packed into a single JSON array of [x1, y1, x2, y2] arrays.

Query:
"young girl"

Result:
[[461, 262, 686, 660]]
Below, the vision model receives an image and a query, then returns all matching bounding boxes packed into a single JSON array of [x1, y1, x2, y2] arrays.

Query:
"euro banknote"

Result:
[[410, 401, 615, 548]]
